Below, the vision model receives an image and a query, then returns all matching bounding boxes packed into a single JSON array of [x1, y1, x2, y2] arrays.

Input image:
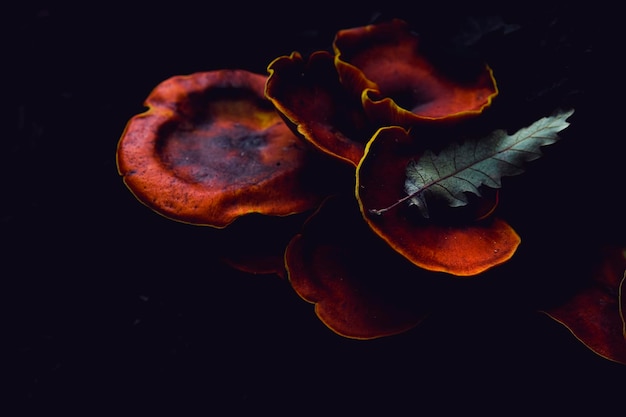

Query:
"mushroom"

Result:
[[266, 50, 377, 166], [333, 18, 499, 127], [116, 69, 333, 228], [541, 246, 626, 364], [356, 126, 520, 276], [285, 194, 439, 339]]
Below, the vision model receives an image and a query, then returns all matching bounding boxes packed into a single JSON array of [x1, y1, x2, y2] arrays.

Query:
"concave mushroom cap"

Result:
[[117, 69, 330, 228], [265, 50, 378, 166], [285, 194, 441, 339], [333, 18, 498, 127], [356, 125, 521, 276]]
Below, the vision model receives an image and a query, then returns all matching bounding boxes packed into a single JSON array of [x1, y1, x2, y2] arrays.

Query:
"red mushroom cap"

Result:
[[356, 125, 520, 276], [285, 195, 439, 339], [265, 51, 378, 166], [333, 18, 498, 127], [542, 246, 626, 364], [117, 70, 330, 228]]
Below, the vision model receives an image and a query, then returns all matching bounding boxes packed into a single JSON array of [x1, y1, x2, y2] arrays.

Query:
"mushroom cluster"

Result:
[[117, 18, 626, 362]]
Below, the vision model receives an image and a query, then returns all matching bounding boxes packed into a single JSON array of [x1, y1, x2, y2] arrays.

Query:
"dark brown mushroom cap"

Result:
[[216, 211, 312, 279], [265, 51, 378, 166], [356, 126, 521, 276], [285, 195, 440, 339], [117, 69, 330, 228], [542, 246, 626, 365], [333, 19, 498, 127]]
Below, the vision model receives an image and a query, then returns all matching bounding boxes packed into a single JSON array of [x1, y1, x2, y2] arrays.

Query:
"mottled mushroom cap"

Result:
[[117, 69, 330, 228]]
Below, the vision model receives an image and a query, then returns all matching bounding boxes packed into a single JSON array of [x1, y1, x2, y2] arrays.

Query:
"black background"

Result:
[[5, 2, 626, 414]]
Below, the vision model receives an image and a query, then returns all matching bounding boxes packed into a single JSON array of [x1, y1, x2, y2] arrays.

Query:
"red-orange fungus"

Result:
[[333, 18, 498, 127], [356, 126, 520, 276], [117, 69, 331, 227], [265, 51, 378, 166]]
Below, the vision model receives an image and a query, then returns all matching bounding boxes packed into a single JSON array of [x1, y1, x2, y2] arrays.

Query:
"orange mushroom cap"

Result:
[[541, 246, 626, 365], [333, 18, 498, 127], [356, 125, 520, 276], [265, 51, 378, 166], [285, 195, 440, 339], [117, 69, 331, 228]]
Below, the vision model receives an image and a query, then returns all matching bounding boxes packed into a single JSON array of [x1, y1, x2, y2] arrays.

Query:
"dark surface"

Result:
[[5, 3, 626, 414]]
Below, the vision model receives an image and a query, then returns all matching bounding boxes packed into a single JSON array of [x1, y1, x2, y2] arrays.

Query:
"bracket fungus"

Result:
[[265, 18, 498, 168], [116, 69, 331, 228], [541, 246, 626, 365], [333, 18, 499, 126], [285, 195, 440, 339], [114, 17, 624, 365], [266, 50, 378, 166], [356, 126, 520, 276]]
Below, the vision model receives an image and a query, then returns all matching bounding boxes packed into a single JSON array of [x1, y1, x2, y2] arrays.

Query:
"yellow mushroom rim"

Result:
[[333, 18, 499, 126], [265, 50, 377, 167], [356, 126, 521, 276]]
